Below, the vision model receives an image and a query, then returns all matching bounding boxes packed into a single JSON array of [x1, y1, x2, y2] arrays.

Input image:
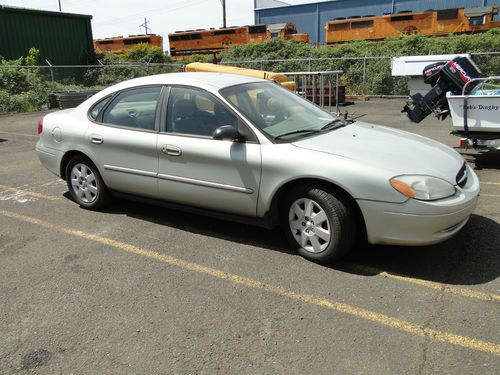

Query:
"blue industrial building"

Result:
[[254, 0, 500, 44]]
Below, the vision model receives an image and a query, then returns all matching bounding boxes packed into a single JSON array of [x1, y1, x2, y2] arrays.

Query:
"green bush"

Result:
[[1, 32, 498, 113], [83, 52, 143, 86], [218, 30, 500, 95], [84, 45, 179, 86], [0, 89, 47, 113], [121, 44, 169, 63], [0, 48, 51, 114], [179, 54, 213, 64]]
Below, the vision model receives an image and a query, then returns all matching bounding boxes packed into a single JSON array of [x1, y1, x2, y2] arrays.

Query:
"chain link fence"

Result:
[[220, 52, 500, 96], [1, 52, 498, 112], [2, 53, 498, 93], [221, 56, 398, 96], [6, 63, 185, 88], [0, 63, 184, 112]]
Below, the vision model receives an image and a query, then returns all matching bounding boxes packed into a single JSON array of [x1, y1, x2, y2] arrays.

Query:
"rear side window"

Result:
[[89, 96, 111, 120], [102, 86, 162, 130]]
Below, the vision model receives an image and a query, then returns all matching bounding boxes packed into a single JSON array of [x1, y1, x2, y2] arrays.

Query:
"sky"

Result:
[[1, 0, 318, 48]]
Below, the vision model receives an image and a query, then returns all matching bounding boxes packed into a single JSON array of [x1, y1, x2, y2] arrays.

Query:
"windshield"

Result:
[[220, 82, 339, 141]]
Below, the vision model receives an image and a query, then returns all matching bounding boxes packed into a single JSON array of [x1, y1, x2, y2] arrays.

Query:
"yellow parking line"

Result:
[[0, 208, 499, 356], [0, 183, 497, 304], [480, 194, 500, 198], [0, 184, 60, 201], [342, 263, 499, 302], [481, 182, 500, 186]]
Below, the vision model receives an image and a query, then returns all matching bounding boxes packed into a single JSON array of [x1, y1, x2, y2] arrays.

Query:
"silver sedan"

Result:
[[36, 72, 480, 264]]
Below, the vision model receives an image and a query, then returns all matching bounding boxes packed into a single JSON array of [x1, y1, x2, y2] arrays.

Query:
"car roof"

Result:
[[75, 72, 270, 115], [107, 72, 266, 92]]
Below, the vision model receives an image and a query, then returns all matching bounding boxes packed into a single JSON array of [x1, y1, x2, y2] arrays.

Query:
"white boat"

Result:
[[447, 77, 500, 134]]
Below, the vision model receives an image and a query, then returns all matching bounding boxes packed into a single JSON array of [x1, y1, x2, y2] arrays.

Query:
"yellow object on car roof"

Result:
[[185, 62, 296, 91]]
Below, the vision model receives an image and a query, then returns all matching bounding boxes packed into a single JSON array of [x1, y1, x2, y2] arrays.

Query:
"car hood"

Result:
[[292, 121, 464, 183]]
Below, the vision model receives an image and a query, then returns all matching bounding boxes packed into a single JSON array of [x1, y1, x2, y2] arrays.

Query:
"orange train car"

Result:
[[94, 34, 163, 53], [325, 7, 500, 45], [268, 23, 309, 42], [169, 23, 308, 59]]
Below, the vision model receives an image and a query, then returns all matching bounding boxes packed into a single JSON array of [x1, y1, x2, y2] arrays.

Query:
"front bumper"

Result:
[[358, 165, 480, 246]]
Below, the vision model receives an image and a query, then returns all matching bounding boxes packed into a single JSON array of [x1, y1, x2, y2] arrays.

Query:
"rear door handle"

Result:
[[89, 134, 103, 144], [161, 145, 182, 156]]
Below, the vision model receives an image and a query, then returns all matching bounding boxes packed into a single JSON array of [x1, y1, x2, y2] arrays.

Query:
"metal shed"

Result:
[[0, 5, 94, 65], [254, 0, 500, 45]]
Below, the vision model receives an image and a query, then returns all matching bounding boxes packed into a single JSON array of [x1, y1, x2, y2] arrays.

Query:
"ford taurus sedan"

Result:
[[36, 73, 480, 264]]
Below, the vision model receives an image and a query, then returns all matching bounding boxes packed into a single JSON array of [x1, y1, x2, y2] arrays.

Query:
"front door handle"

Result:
[[161, 145, 182, 156], [90, 134, 103, 144]]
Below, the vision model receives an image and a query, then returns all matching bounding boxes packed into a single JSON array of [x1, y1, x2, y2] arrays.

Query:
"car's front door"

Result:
[[156, 86, 261, 217], [85, 85, 163, 198]]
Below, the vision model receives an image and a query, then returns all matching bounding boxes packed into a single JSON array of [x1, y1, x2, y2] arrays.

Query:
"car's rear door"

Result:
[[156, 85, 261, 216], [85, 85, 164, 198]]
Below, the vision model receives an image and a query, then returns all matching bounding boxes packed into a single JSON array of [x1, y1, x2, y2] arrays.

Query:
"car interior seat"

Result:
[[214, 102, 236, 128], [170, 98, 197, 134]]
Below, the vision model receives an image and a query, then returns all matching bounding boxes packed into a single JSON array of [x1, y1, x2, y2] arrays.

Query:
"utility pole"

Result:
[[140, 17, 151, 34], [221, 0, 226, 28], [58, 0, 62, 11]]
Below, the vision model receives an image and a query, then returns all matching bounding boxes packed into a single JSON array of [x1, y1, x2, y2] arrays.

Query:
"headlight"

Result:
[[390, 175, 456, 201]]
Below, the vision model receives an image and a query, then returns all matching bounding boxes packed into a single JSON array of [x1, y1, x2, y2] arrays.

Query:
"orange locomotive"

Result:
[[169, 23, 308, 59], [325, 7, 500, 44], [268, 23, 309, 42], [94, 34, 164, 53]]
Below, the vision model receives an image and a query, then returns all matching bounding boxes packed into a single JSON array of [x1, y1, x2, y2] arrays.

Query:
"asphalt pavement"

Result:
[[0, 100, 499, 374]]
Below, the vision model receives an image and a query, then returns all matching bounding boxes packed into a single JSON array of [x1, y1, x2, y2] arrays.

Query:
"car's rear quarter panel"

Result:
[[36, 110, 95, 178]]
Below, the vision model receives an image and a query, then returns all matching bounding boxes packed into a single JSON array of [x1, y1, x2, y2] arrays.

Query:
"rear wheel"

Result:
[[281, 185, 356, 264], [65, 155, 109, 210]]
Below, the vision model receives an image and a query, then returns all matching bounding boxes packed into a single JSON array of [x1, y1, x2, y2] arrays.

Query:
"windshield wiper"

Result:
[[321, 119, 348, 131], [274, 129, 321, 139]]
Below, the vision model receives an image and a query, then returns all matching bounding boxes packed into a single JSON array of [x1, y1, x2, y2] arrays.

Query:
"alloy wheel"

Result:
[[70, 163, 98, 203], [288, 197, 331, 253]]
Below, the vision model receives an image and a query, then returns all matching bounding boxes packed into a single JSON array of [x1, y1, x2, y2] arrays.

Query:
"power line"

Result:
[[140, 17, 151, 34], [93, 0, 209, 26]]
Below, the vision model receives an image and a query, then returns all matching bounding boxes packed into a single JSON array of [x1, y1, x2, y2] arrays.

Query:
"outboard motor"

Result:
[[402, 56, 482, 123]]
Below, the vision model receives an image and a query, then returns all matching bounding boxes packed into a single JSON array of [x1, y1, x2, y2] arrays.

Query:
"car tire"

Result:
[[281, 185, 356, 264], [65, 155, 109, 210]]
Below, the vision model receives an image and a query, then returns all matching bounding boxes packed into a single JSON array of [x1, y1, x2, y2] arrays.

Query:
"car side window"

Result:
[[167, 86, 238, 137], [102, 86, 162, 130], [89, 96, 112, 120]]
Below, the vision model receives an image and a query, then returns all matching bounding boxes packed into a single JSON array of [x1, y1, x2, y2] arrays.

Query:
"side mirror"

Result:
[[212, 125, 243, 141]]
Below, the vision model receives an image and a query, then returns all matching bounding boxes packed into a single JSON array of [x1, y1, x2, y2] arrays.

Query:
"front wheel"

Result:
[[65, 155, 109, 210], [281, 186, 356, 264]]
